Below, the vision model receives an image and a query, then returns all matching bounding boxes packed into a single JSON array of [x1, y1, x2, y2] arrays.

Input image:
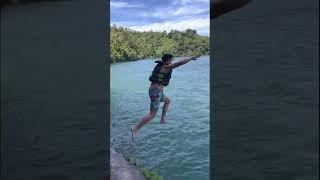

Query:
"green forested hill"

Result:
[[110, 25, 209, 63]]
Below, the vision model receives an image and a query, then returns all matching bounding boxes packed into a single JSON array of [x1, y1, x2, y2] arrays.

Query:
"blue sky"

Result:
[[110, 0, 210, 36]]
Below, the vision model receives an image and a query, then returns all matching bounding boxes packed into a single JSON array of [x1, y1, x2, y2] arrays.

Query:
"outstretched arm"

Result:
[[211, 0, 252, 19], [165, 55, 200, 69]]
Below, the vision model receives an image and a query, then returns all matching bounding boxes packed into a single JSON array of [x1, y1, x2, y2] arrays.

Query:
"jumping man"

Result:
[[130, 54, 200, 142]]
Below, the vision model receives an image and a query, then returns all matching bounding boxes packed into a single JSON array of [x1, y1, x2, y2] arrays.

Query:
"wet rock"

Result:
[[110, 148, 145, 180]]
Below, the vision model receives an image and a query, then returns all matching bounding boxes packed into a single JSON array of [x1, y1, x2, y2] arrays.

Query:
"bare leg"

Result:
[[160, 96, 170, 124], [131, 109, 157, 142]]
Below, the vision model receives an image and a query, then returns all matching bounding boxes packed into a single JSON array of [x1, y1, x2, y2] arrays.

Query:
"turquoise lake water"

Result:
[[111, 56, 210, 180]]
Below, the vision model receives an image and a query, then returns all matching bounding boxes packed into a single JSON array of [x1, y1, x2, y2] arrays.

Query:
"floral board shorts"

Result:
[[149, 87, 165, 110]]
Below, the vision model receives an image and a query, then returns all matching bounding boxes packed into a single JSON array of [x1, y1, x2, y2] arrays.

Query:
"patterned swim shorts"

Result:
[[149, 87, 165, 110]]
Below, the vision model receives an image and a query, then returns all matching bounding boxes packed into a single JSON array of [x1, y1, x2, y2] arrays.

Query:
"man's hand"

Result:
[[166, 55, 201, 69], [191, 55, 201, 60]]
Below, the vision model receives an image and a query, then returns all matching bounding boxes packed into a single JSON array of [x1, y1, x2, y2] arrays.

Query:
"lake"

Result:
[[111, 56, 210, 180]]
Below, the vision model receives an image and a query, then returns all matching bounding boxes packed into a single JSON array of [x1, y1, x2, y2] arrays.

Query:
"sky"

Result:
[[110, 0, 210, 36]]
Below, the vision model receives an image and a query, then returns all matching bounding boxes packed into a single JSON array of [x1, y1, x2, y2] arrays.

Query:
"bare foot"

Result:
[[130, 128, 137, 142], [160, 117, 167, 124]]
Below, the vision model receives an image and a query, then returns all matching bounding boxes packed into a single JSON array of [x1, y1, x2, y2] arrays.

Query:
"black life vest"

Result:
[[149, 61, 172, 86]]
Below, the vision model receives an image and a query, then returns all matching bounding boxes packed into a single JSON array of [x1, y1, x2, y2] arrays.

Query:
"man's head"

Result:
[[162, 54, 174, 64]]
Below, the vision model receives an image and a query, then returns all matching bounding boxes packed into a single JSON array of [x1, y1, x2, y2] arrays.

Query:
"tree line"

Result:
[[110, 25, 209, 63]]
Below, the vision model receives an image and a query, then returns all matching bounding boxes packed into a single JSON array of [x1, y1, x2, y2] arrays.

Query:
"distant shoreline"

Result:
[[110, 54, 209, 64]]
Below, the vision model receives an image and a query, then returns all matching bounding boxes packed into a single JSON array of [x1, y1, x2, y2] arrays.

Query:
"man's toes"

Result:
[[160, 119, 167, 124]]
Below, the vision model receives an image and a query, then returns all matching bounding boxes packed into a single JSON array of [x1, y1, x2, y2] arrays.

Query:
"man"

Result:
[[211, 0, 252, 19], [130, 0, 252, 142], [130, 54, 200, 142]]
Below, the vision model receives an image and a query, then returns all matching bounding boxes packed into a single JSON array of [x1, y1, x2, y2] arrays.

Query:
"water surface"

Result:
[[111, 56, 210, 180]]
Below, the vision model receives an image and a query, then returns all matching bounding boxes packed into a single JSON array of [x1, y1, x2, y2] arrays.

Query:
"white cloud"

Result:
[[194, 0, 209, 3], [111, 20, 145, 27], [110, 1, 141, 8], [111, 0, 210, 36], [174, 0, 209, 5], [127, 17, 210, 36], [173, 6, 208, 16], [137, 5, 208, 20]]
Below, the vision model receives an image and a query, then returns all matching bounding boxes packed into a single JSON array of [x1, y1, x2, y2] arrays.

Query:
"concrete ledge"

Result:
[[111, 148, 145, 180]]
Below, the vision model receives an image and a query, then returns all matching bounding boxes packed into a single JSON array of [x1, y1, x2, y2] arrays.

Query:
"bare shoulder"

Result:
[[163, 64, 173, 70]]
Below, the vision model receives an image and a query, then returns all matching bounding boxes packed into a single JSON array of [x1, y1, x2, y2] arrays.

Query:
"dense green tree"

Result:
[[110, 25, 209, 63]]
